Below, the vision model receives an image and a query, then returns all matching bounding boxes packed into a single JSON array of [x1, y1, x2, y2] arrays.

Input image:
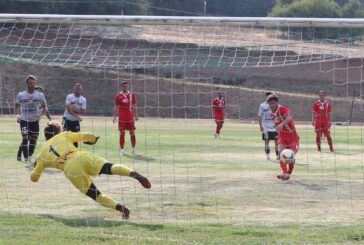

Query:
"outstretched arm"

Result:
[[67, 132, 99, 144], [31, 160, 44, 182]]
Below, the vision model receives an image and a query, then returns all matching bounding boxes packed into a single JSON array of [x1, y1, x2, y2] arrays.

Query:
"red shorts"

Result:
[[214, 114, 224, 122], [278, 132, 299, 154], [314, 120, 330, 134], [118, 120, 135, 131]]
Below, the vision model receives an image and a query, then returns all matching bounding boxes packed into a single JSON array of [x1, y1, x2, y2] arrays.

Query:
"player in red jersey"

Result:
[[212, 91, 226, 138], [312, 91, 333, 152], [113, 81, 138, 155], [267, 94, 299, 181]]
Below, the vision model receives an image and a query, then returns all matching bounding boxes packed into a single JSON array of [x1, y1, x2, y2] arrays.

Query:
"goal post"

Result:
[[0, 14, 364, 244]]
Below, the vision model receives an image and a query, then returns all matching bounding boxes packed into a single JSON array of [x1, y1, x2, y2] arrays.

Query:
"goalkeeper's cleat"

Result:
[[131, 148, 136, 155], [130, 171, 151, 189], [120, 148, 125, 156], [266, 154, 270, 160], [116, 203, 130, 219]]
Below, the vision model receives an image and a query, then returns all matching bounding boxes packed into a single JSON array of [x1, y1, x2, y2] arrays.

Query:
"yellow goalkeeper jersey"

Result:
[[31, 132, 97, 182]]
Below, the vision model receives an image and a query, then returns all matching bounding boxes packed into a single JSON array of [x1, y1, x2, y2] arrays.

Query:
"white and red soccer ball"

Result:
[[280, 149, 295, 164]]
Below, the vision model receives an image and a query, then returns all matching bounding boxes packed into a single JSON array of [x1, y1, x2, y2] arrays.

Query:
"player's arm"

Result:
[[132, 94, 138, 121], [79, 99, 86, 116], [30, 160, 45, 182], [65, 95, 81, 121], [328, 102, 332, 126], [14, 102, 21, 123], [211, 100, 216, 118], [258, 105, 263, 132], [40, 98, 52, 121], [66, 104, 81, 121], [311, 103, 316, 126], [67, 132, 99, 144], [276, 114, 292, 131], [43, 110, 52, 121]]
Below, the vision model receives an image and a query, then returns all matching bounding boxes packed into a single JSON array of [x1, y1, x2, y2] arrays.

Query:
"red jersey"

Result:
[[312, 100, 332, 122], [213, 97, 225, 120], [115, 92, 136, 121], [271, 105, 296, 133]]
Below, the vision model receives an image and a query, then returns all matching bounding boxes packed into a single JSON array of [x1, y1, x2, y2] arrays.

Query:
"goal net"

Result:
[[0, 15, 363, 243]]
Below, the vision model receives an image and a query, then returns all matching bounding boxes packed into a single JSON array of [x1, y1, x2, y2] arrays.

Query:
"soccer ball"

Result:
[[280, 149, 295, 164]]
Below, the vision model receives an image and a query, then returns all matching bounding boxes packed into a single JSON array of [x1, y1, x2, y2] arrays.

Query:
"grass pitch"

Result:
[[0, 116, 363, 244]]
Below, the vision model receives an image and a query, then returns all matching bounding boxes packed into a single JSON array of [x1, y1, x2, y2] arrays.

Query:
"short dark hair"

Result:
[[265, 91, 273, 97], [74, 83, 82, 87], [319, 90, 326, 94], [266, 94, 279, 102], [121, 81, 128, 85], [44, 121, 62, 140], [26, 75, 36, 84]]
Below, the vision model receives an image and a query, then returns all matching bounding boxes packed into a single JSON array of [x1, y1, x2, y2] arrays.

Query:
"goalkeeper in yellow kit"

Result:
[[30, 121, 151, 219]]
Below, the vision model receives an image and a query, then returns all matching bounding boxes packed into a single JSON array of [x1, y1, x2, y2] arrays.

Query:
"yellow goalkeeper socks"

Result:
[[95, 194, 117, 210], [111, 164, 132, 176]]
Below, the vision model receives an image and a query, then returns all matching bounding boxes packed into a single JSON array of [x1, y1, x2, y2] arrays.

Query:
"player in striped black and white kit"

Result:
[[62, 83, 87, 147], [15, 75, 51, 163], [258, 92, 279, 160]]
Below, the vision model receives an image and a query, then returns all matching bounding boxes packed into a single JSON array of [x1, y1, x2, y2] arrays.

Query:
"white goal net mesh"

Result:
[[0, 15, 363, 244]]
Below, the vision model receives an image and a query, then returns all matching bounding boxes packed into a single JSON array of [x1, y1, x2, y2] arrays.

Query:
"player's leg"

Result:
[[130, 129, 136, 154], [16, 145, 22, 161], [272, 132, 279, 160], [28, 122, 40, 158], [214, 120, 220, 138], [219, 121, 224, 135], [70, 121, 80, 147], [119, 128, 126, 155], [315, 130, 321, 152], [263, 132, 270, 160], [86, 182, 130, 219], [324, 129, 334, 152], [277, 143, 289, 179], [99, 162, 151, 189], [287, 143, 299, 176], [19, 121, 29, 161], [64, 156, 131, 218]]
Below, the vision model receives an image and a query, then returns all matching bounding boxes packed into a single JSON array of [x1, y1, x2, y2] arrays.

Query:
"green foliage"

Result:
[[270, 0, 341, 18], [269, 0, 364, 39], [342, 0, 364, 17]]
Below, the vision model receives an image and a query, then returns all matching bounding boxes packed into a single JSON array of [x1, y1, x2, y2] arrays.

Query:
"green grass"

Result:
[[1, 116, 364, 244]]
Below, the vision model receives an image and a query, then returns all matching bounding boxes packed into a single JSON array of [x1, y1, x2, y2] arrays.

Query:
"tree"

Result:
[[270, 0, 341, 18], [342, 0, 364, 17]]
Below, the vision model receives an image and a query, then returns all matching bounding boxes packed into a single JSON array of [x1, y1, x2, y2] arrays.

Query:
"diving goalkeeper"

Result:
[[30, 121, 151, 219]]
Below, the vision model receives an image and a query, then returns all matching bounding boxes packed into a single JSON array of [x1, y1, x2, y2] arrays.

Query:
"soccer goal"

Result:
[[0, 14, 363, 244]]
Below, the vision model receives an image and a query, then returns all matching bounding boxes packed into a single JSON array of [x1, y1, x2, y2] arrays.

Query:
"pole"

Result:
[[204, 1, 207, 16]]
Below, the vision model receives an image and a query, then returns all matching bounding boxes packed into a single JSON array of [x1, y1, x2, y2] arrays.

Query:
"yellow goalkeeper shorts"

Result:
[[63, 151, 106, 194]]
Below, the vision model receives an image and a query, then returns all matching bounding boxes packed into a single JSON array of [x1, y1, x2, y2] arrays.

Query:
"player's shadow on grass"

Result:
[[124, 154, 155, 162], [293, 180, 327, 192], [39, 214, 164, 230]]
